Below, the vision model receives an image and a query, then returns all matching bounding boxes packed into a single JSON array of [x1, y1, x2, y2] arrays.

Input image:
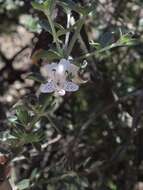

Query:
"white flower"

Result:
[[40, 59, 80, 96]]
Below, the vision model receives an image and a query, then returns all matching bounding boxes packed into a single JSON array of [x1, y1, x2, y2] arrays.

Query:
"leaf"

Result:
[[12, 130, 44, 144], [31, 2, 45, 11], [57, 0, 86, 15], [55, 22, 66, 37], [89, 31, 137, 57], [108, 181, 117, 190], [16, 106, 30, 125], [39, 20, 65, 36], [27, 73, 46, 83], [17, 179, 30, 190], [54, 22, 65, 31], [30, 168, 38, 180], [8, 116, 18, 124], [32, 1, 56, 15], [118, 33, 137, 46], [89, 41, 102, 50], [43, 0, 56, 13], [56, 22, 78, 37], [57, 19, 84, 38], [33, 49, 62, 60], [39, 19, 52, 34], [28, 132, 44, 143], [99, 31, 137, 50]]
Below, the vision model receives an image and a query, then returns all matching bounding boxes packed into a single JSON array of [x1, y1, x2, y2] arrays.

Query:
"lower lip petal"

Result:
[[57, 89, 66, 96]]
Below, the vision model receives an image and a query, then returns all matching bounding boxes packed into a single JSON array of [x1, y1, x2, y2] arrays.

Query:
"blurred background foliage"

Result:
[[0, 0, 143, 190]]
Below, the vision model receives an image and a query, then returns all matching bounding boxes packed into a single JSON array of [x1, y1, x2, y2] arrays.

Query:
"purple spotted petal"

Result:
[[64, 81, 79, 92], [40, 81, 55, 93]]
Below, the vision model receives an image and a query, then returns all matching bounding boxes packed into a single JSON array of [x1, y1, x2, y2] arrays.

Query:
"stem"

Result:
[[45, 11, 61, 53], [64, 10, 71, 51], [66, 15, 86, 58], [75, 51, 96, 61], [40, 97, 62, 135], [45, 115, 62, 135], [75, 43, 121, 61]]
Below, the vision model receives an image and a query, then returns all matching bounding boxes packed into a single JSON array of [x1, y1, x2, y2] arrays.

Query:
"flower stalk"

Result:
[[66, 15, 86, 58], [45, 11, 61, 54], [64, 10, 71, 51]]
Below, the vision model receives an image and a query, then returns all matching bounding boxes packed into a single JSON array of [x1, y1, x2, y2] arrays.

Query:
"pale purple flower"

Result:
[[40, 59, 80, 96]]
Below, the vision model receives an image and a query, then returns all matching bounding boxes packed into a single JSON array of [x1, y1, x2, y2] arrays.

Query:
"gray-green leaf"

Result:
[[17, 179, 30, 190], [31, 2, 45, 11]]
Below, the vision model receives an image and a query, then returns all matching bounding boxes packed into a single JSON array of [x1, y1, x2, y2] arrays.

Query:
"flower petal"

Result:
[[43, 62, 57, 72], [58, 59, 71, 71], [70, 63, 79, 74], [59, 58, 70, 65], [57, 89, 66, 96], [56, 63, 65, 75], [40, 81, 55, 93], [41, 63, 57, 79], [64, 81, 79, 92]]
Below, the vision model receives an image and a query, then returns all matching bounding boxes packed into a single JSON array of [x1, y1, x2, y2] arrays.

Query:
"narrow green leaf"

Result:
[[17, 179, 30, 190], [31, 2, 45, 11], [56, 20, 80, 37], [108, 181, 117, 190], [8, 116, 17, 124], [39, 19, 52, 34], [44, 0, 56, 12], [118, 34, 137, 46], [12, 130, 44, 144], [57, 0, 86, 15], [89, 41, 102, 50], [30, 168, 38, 180], [54, 22, 65, 31], [27, 73, 46, 83], [16, 106, 30, 125], [33, 49, 62, 61]]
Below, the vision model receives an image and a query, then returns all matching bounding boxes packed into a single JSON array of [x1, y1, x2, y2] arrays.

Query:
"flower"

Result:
[[40, 59, 83, 96]]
